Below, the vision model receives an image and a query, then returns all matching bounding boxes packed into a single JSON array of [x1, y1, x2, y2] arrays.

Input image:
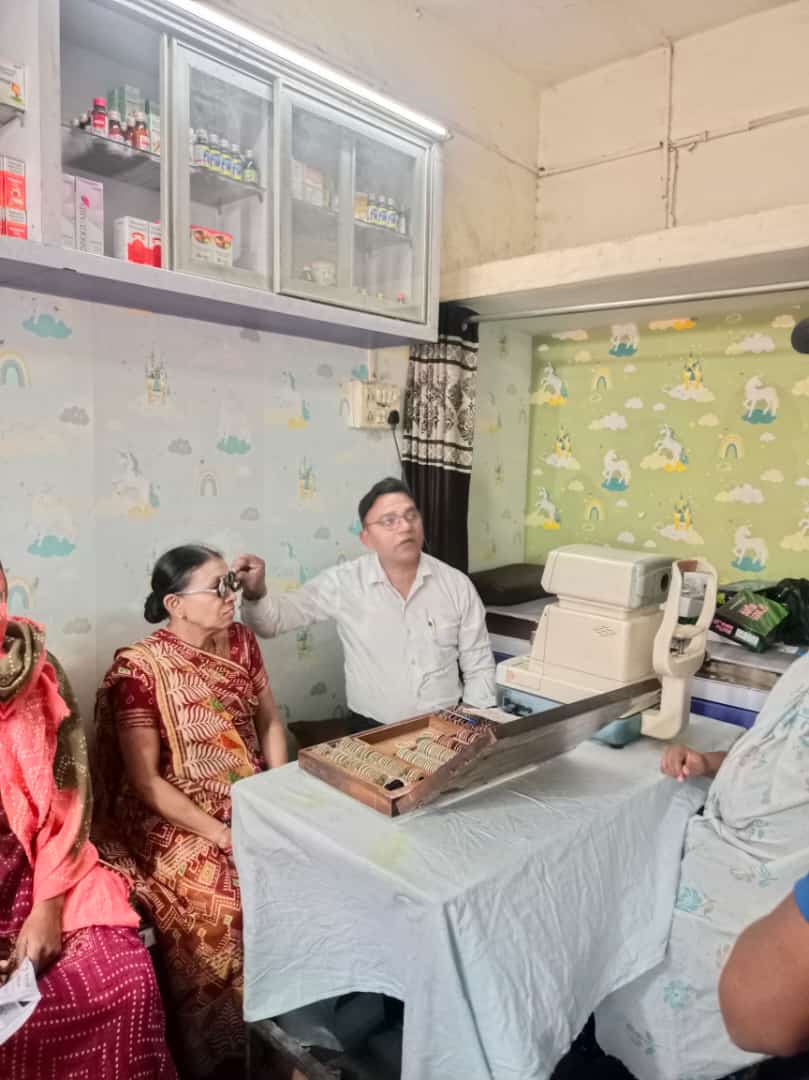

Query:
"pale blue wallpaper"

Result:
[[469, 324, 532, 571], [0, 287, 407, 726]]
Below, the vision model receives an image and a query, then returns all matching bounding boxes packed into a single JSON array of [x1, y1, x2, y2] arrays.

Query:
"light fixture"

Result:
[[163, 0, 450, 139]]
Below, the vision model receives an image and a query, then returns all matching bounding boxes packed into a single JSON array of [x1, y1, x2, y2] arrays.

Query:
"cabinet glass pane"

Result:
[[60, 0, 163, 263], [174, 47, 272, 289], [283, 105, 344, 305], [352, 132, 425, 322], [281, 95, 428, 323]]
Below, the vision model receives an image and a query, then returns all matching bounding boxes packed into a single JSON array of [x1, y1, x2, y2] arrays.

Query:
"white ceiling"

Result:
[[418, 0, 789, 86]]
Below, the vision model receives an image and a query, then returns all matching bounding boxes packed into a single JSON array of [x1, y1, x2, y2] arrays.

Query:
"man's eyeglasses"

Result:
[[365, 508, 421, 530], [176, 572, 242, 600]]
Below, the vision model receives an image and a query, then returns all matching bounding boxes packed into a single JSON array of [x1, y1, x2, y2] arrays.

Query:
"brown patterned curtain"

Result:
[[402, 303, 478, 572]]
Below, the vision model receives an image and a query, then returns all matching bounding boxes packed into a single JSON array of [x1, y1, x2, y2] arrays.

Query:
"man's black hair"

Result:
[[358, 477, 415, 524]]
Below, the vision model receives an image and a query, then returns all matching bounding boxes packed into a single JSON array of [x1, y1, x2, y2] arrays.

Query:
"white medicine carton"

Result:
[[0, 58, 25, 112], [62, 174, 76, 249], [75, 177, 104, 255]]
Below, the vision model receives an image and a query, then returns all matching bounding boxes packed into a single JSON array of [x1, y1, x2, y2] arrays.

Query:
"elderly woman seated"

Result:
[[595, 651, 809, 1080], [0, 560, 175, 1079], [93, 544, 288, 1079]]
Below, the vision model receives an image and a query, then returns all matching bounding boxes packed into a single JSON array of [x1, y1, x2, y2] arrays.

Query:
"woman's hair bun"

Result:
[[144, 591, 167, 624], [145, 544, 221, 625]]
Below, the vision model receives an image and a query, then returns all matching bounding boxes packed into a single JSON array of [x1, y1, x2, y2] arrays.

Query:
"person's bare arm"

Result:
[[719, 892, 809, 1057], [254, 683, 289, 768], [3, 896, 65, 977], [118, 726, 232, 849]]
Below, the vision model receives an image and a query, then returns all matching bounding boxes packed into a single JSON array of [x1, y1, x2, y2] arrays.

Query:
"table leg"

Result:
[[246, 1018, 341, 1079]]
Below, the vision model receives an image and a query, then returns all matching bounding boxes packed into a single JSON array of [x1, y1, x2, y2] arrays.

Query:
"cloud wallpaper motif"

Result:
[[525, 302, 809, 579], [6, 285, 806, 727], [0, 289, 407, 726]]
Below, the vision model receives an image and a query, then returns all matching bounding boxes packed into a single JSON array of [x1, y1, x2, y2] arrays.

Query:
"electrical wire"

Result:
[[389, 412, 404, 479]]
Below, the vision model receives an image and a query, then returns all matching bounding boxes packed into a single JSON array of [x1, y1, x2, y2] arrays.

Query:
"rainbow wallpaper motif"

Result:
[[0, 289, 406, 723], [525, 304, 809, 581]]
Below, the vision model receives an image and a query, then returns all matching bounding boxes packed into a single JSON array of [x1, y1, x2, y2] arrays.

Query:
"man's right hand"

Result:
[[660, 744, 709, 782], [232, 554, 267, 602]]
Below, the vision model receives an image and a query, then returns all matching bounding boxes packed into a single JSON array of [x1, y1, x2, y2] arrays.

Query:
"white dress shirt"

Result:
[[241, 552, 496, 725]]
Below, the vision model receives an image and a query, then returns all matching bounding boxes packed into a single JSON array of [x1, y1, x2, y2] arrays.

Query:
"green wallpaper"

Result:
[[526, 303, 809, 581]]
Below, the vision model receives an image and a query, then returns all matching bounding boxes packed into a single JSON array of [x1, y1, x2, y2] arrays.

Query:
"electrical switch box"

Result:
[[347, 379, 402, 429]]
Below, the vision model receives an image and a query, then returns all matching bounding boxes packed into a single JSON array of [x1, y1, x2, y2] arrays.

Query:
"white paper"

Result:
[[0, 959, 41, 1045]]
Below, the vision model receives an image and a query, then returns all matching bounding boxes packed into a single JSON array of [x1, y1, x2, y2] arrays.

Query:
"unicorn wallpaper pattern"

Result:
[[525, 302, 809, 580], [0, 287, 407, 726]]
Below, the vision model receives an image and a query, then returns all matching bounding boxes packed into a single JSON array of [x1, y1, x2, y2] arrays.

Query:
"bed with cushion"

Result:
[[469, 563, 553, 660]]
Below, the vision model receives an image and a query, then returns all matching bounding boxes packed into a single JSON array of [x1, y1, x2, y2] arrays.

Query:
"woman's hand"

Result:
[[660, 744, 710, 782], [14, 896, 64, 974], [213, 823, 232, 853], [231, 554, 267, 602]]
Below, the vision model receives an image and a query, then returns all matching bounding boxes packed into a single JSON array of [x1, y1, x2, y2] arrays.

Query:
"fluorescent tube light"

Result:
[[164, 0, 449, 138]]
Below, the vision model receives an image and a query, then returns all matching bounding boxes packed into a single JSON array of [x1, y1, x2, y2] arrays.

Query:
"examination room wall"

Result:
[[525, 299, 809, 581], [469, 324, 533, 572], [0, 287, 407, 725]]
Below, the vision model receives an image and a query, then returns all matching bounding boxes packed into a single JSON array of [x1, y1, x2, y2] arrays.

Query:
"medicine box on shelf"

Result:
[[0, 58, 25, 123]]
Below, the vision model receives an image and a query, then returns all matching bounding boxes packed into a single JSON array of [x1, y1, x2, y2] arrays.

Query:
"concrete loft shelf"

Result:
[[0, 238, 434, 348], [441, 203, 809, 328]]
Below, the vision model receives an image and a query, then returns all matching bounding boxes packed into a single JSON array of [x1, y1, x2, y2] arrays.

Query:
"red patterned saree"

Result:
[[94, 624, 268, 1077]]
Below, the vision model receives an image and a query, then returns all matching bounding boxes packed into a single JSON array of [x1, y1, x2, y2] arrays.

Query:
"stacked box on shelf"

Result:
[[0, 57, 25, 112], [112, 217, 163, 267], [190, 224, 232, 268], [150, 221, 161, 266], [0, 156, 27, 239], [114, 216, 150, 263], [145, 100, 160, 155], [62, 173, 76, 248], [75, 176, 103, 254], [107, 84, 143, 123]]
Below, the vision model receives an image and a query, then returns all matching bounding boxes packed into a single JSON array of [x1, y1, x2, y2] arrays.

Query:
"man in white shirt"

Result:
[[233, 477, 496, 727]]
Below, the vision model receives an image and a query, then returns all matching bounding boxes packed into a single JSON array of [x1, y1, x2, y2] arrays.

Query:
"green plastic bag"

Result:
[[711, 590, 789, 652]]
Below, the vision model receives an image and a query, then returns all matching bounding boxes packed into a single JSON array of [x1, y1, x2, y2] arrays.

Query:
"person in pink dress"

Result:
[[0, 558, 175, 1079]]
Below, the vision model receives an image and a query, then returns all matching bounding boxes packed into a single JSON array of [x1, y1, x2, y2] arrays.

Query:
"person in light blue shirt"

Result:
[[597, 652, 809, 1080], [718, 870, 809, 1059]]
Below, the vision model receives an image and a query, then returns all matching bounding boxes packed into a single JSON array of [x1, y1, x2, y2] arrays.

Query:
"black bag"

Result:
[[761, 578, 809, 646]]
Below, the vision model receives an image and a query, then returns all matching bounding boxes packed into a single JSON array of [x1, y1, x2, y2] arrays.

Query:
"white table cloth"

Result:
[[233, 716, 737, 1080]]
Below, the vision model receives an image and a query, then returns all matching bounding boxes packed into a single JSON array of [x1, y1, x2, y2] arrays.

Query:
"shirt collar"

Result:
[[368, 551, 431, 585]]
